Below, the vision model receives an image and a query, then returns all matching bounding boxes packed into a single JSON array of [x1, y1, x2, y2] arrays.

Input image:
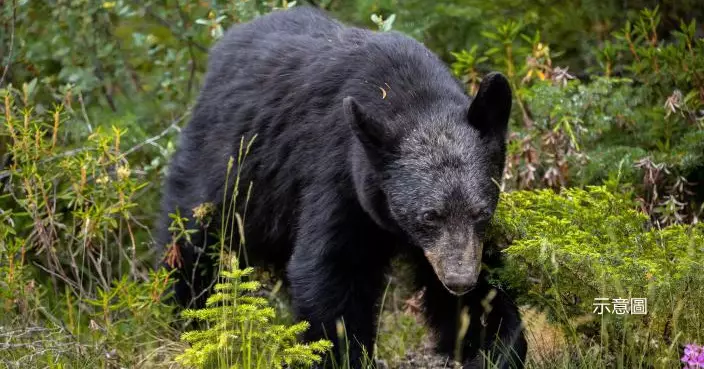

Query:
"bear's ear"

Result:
[[467, 72, 512, 138], [344, 96, 395, 154]]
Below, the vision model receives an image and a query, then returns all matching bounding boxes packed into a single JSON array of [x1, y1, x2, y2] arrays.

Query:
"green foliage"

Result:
[[1, 0, 295, 185], [370, 13, 396, 32], [491, 186, 704, 366], [375, 310, 426, 365], [612, 7, 704, 99], [445, 5, 704, 226], [450, 46, 488, 95], [504, 77, 647, 189], [331, 0, 703, 71], [176, 255, 333, 369], [0, 86, 178, 367], [4, 0, 272, 108]]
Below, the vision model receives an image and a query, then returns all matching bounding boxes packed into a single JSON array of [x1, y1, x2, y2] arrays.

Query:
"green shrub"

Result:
[[0, 86, 178, 367], [491, 186, 704, 367]]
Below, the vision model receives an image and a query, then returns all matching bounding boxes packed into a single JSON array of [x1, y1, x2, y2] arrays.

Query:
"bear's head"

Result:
[[344, 72, 512, 296]]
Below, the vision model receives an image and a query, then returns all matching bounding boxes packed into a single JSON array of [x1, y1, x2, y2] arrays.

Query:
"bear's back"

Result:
[[205, 7, 349, 76], [196, 6, 463, 133]]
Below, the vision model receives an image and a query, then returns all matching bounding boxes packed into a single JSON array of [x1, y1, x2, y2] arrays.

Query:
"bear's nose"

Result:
[[443, 272, 476, 295]]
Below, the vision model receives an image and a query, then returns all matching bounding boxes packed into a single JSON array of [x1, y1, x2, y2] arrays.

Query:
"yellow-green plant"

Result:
[[176, 255, 332, 369]]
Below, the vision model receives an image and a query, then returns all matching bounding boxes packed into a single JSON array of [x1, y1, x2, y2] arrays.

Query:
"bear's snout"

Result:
[[442, 271, 478, 295], [423, 230, 483, 296]]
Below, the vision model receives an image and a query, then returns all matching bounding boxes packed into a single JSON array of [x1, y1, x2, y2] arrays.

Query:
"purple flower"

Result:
[[682, 344, 704, 368]]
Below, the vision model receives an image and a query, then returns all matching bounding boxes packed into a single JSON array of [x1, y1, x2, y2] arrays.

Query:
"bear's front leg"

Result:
[[417, 258, 527, 368], [286, 202, 394, 368]]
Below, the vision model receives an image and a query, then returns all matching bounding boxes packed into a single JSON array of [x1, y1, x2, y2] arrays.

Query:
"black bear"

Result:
[[157, 6, 526, 368]]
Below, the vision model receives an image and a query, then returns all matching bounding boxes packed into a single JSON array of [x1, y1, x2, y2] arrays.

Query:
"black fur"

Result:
[[158, 6, 526, 368]]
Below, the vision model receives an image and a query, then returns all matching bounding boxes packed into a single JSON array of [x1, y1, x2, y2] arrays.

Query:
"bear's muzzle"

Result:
[[423, 229, 483, 296]]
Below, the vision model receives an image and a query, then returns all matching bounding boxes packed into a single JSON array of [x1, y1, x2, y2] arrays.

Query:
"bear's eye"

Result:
[[476, 210, 492, 220], [421, 210, 442, 224]]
